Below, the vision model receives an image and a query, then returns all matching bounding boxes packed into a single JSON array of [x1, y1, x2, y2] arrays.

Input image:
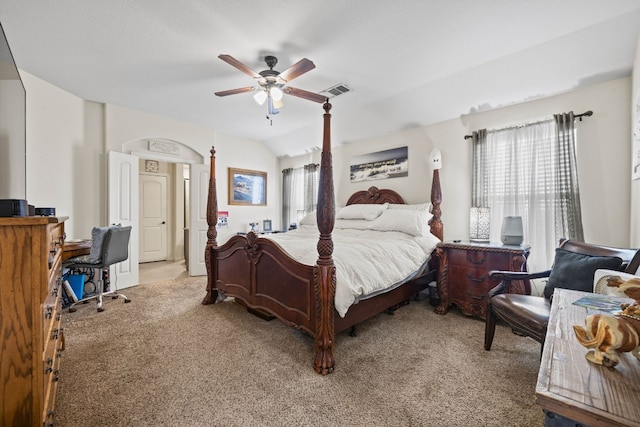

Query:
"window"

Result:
[[472, 113, 584, 275], [282, 164, 319, 229]]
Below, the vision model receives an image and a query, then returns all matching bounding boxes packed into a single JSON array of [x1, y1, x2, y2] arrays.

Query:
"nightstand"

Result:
[[434, 241, 530, 319]]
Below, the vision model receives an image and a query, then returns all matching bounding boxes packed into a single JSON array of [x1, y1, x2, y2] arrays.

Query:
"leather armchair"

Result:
[[484, 239, 640, 353]]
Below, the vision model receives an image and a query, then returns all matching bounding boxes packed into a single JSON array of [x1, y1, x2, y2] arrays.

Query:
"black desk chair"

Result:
[[64, 225, 132, 312]]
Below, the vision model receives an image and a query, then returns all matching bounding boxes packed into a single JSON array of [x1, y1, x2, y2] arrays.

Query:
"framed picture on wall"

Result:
[[349, 146, 409, 183], [228, 168, 267, 205]]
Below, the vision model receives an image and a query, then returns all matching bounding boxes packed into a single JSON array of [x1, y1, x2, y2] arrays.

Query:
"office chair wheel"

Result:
[[124, 299, 131, 303], [97, 307, 105, 312], [69, 307, 77, 313]]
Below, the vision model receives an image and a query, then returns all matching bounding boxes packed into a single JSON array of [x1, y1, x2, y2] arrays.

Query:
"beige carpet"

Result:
[[55, 277, 544, 427]]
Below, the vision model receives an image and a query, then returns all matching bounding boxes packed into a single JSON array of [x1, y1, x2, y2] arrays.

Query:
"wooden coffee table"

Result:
[[536, 288, 640, 427]]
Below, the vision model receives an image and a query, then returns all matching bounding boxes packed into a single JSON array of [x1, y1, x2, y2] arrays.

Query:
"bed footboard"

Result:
[[207, 232, 317, 335]]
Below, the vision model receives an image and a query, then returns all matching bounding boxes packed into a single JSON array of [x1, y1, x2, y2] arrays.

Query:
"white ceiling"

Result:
[[1, 1, 640, 158]]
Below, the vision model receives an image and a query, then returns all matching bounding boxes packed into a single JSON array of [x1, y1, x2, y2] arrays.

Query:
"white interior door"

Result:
[[108, 151, 139, 288], [139, 174, 168, 263], [188, 163, 209, 276]]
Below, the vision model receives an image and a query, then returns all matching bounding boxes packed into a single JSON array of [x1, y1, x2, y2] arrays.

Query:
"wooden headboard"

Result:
[[346, 186, 405, 205]]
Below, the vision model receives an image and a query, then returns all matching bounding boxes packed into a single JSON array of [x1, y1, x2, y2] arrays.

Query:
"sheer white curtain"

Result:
[[282, 167, 304, 229], [484, 120, 557, 274], [473, 116, 584, 275]]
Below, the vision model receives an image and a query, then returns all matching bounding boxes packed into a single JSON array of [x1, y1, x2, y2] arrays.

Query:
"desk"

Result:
[[63, 239, 91, 262], [536, 288, 640, 427]]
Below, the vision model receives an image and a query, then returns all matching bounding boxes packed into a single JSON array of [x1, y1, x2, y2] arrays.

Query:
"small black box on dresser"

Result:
[[0, 199, 29, 217]]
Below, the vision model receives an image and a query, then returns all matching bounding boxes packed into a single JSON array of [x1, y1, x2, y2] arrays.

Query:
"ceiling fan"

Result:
[[214, 54, 326, 117]]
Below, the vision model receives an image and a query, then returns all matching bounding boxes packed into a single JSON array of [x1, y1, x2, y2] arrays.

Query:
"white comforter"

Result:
[[265, 226, 441, 317]]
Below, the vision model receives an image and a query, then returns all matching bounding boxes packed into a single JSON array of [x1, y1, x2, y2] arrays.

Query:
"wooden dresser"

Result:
[[435, 241, 530, 319], [0, 216, 68, 426]]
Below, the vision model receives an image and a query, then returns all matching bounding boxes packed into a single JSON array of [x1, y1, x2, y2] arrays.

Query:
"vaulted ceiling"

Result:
[[1, 1, 639, 158]]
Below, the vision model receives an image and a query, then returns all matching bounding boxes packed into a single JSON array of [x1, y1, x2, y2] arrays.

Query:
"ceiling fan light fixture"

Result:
[[253, 90, 267, 105], [270, 86, 283, 101], [267, 94, 280, 115], [217, 54, 324, 121]]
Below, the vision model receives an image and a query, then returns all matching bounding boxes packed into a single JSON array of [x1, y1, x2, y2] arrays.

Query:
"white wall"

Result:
[[104, 105, 281, 242], [22, 74, 281, 243], [23, 72, 102, 238], [631, 33, 640, 248], [283, 78, 633, 257]]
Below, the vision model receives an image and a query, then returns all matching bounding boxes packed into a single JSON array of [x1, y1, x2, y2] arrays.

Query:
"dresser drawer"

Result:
[[448, 248, 511, 270], [42, 332, 63, 426], [42, 289, 63, 426], [448, 268, 496, 302]]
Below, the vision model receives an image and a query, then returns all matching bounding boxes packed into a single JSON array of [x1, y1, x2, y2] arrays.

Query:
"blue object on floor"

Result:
[[67, 274, 85, 299]]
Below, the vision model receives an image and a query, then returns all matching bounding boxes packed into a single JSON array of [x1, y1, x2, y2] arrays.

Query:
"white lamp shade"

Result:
[[253, 90, 267, 105], [270, 86, 283, 101]]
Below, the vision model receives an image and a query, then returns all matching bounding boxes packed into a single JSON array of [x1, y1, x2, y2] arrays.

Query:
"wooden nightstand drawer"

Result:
[[448, 248, 511, 271], [435, 241, 530, 319]]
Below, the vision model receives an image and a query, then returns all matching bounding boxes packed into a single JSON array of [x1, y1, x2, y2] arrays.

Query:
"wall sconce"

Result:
[[469, 207, 490, 242], [501, 216, 523, 245]]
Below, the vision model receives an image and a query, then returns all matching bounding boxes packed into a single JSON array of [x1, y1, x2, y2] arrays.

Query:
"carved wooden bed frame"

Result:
[[202, 101, 443, 375]]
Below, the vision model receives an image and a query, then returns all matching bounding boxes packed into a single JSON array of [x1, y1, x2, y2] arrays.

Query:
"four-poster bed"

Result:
[[202, 101, 443, 374]]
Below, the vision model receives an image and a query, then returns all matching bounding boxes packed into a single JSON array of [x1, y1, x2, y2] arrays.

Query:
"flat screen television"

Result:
[[0, 21, 26, 199]]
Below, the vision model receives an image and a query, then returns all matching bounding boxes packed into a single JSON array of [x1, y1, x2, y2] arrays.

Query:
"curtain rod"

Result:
[[463, 110, 593, 140]]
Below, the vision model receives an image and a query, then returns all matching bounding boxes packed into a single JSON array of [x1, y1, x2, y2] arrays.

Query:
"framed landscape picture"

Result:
[[228, 168, 267, 206]]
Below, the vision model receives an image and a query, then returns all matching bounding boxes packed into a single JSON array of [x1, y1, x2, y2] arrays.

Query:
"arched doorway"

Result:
[[110, 139, 207, 286]]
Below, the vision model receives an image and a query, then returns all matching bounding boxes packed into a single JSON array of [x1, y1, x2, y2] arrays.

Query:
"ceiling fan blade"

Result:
[[278, 58, 316, 83], [218, 54, 261, 79], [215, 86, 256, 97], [283, 86, 326, 103]]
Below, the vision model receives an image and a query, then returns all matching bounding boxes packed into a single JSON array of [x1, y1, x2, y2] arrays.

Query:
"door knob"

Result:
[[161, 221, 166, 224]]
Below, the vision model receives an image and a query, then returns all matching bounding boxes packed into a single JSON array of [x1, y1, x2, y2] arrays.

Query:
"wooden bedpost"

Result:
[[429, 169, 443, 241], [314, 100, 336, 375], [202, 147, 219, 305]]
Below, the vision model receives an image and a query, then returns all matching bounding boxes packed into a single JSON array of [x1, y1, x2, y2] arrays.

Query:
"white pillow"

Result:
[[368, 209, 428, 237], [334, 219, 372, 230], [299, 211, 317, 226], [387, 203, 433, 223], [388, 202, 431, 212], [593, 269, 639, 298], [336, 203, 388, 221]]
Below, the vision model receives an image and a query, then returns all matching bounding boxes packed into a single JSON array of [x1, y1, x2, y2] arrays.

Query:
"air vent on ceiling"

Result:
[[305, 146, 321, 153], [320, 83, 352, 98]]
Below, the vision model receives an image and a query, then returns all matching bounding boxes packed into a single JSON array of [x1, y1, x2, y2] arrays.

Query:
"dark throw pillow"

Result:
[[543, 248, 624, 299]]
